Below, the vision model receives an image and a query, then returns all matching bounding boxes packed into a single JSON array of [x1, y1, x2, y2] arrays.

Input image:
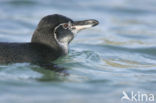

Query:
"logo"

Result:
[[121, 91, 155, 102]]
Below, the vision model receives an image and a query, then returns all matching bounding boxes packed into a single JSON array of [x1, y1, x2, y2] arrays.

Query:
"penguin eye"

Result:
[[63, 23, 68, 29]]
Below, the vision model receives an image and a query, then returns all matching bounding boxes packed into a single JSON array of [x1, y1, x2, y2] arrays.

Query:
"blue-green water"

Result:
[[0, 0, 156, 103]]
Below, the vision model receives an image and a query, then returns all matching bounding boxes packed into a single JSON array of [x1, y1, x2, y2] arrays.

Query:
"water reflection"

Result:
[[1, 0, 156, 103]]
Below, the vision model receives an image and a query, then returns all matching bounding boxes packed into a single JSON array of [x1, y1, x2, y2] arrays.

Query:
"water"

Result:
[[0, 0, 156, 103]]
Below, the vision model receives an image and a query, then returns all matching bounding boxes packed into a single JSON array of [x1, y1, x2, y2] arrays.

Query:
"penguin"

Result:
[[0, 14, 98, 70]]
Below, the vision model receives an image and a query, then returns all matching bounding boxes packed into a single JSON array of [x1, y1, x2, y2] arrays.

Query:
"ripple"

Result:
[[0, 0, 156, 103], [0, 63, 42, 81]]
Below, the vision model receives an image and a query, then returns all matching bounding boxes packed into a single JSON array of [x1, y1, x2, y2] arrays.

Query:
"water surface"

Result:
[[0, 0, 156, 103]]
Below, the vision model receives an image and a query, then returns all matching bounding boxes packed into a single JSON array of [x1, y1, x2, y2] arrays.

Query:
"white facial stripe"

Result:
[[54, 24, 61, 43], [54, 23, 69, 54], [54, 23, 67, 31]]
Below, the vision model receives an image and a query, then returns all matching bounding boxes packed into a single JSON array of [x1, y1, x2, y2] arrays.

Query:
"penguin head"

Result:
[[32, 14, 99, 54]]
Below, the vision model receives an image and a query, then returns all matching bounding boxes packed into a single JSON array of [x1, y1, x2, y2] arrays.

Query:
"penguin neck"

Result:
[[58, 42, 69, 55], [31, 30, 69, 56], [31, 37, 69, 56]]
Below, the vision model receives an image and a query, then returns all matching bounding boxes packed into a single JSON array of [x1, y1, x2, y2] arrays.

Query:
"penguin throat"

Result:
[[54, 28, 69, 55], [58, 42, 69, 55]]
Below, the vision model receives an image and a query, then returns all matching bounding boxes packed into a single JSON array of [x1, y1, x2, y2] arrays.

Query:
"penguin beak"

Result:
[[71, 19, 99, 33]]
